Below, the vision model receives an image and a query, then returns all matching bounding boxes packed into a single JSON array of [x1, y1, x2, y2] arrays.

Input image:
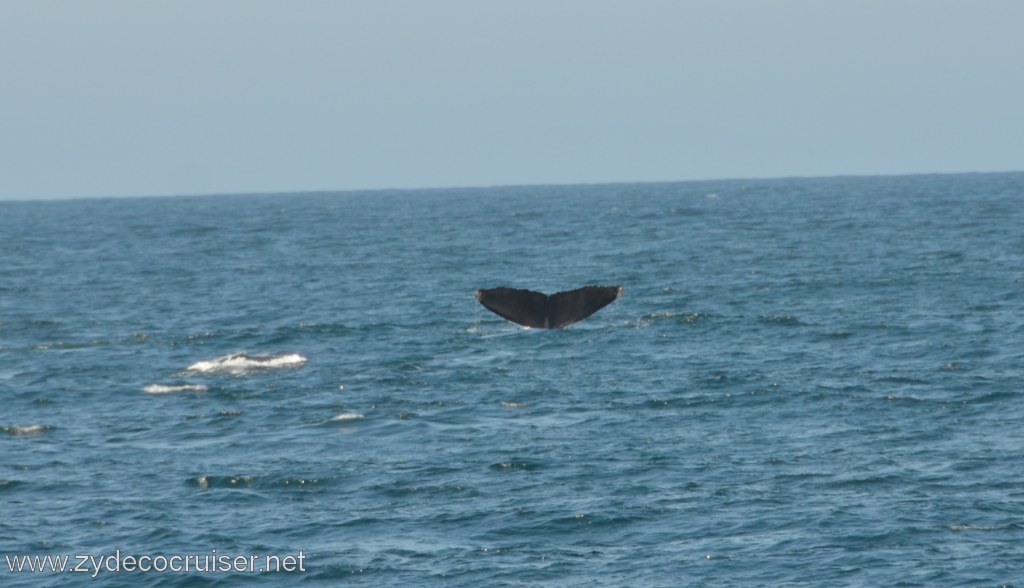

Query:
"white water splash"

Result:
[[331, 412, 365, 422], [186, 353, 307, 374], [143, 384, 209, 394], [2, 424, 50, 436]]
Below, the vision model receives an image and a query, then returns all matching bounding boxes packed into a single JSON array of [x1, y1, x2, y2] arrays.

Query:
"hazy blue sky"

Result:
[[2, 1, 1022, 200]]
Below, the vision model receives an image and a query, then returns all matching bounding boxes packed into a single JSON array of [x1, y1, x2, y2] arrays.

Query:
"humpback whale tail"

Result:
[[475, 285, 623, 328]]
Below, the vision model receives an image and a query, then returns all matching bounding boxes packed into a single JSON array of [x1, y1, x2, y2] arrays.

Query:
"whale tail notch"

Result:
[[475, 285, 623, 328]]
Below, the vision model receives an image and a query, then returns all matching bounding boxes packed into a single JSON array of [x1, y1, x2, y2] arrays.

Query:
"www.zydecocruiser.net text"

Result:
[[3, 549, 306, 578]]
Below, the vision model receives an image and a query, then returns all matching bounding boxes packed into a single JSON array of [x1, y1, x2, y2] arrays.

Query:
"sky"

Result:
[[1, 1, 1022, 201]]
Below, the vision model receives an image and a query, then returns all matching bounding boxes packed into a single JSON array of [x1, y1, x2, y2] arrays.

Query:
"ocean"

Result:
[[1, 173, 1022, 586]]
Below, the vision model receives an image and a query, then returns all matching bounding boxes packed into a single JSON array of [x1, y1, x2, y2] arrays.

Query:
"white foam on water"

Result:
[[947, 523, 1006, 532], [186, 353, 308, 374], [331, 412, 365, 422], [143, 384, 209, 394], [2, 424, 50, 436]]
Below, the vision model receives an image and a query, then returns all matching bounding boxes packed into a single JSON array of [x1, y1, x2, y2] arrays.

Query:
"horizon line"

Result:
[[2, 168, 1021, 204]]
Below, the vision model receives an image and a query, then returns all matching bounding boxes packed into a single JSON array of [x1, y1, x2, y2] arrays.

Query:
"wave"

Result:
[[947, 523, 1012, 532], [2, 424, 51, 437], [185, 353, 307, 374], [759, 314, 804, 326], [189, 474, 330, 490], [143, 384, 209, 394], [633, 311, 710, 328], [331, 412, 365, 422], [190, 475, 258, 489], [0, 479, 27, 491]]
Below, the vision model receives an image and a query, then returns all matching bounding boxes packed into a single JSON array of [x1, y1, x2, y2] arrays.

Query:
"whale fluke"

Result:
[[475, 285, 623, 328]]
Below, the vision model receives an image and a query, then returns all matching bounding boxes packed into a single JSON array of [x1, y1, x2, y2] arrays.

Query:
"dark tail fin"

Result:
[[547, 285, 623, 328], [476, 285, 622, 328], [475, 287, 551, 328]]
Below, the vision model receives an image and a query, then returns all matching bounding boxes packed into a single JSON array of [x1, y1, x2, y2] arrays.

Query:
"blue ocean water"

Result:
[[1, 173, 1023, 586]]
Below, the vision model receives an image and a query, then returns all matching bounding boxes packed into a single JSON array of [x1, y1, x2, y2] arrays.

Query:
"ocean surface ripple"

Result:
[[2, 174, 1023, 586]]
